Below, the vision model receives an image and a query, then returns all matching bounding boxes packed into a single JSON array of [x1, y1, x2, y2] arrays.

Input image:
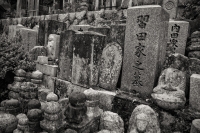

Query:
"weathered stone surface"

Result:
[[58, 30, 77, 81], [36, 63, 58, 77], [43, 111, 62, 121], [0, 113, 18, 133], [28, 46, 47, 61], [13, 129, 23, 133], [27, 109, 43, 122], [47, 34, 60, 60], [151, 68, 186, 110], [72, 31, 105, 88], [190, 74, 200, 111], [38, 20, 67, 46], [65, 129, 78, 133], [36, 56, 48, 64], [189, 58, 200, 75], [88, 26, 111, 45], [121, 5, 169, 96], [128, 105, 160, 133], [190, 119, 200, 133], [8, 91, 19, 99], [14, 76, 26, 82], [70, 25, 94, 31], [28, 99, 41, 110], [31, 79, 42, 84], [109, 24, 126, 53], [99, 42, 122, 90], [19, 28, 38, 52], [162, 0, 178, 19], [100, 111, 124, 133], [167, 20, 189, 55], [45, 102, 61, 114], [31, 70, 43, 79], [15, 69, 26, 77]]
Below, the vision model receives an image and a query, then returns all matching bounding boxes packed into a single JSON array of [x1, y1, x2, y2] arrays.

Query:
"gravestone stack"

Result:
[[167, 20, 189, 55], [72, 31, 106, 88], [121, 5, 169, 96]]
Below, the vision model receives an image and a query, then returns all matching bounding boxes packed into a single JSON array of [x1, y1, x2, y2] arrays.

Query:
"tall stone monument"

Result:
[[121, 5, 169, 96], [167, 20, 189, 55]]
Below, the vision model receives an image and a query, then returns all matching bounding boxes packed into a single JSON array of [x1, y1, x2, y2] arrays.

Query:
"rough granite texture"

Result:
[[190, 74, 200, 112], [121, 5, 169, 96], [162, 0, 178, 19]]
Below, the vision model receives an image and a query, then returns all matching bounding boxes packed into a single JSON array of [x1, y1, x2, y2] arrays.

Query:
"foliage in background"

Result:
[[182, 0, 200, 20], [0, 32, 35, 78]]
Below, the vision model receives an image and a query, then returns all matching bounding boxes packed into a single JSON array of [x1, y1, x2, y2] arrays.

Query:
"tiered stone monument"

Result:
[[4, 99, 21, 115], [40, 93, 64, 133], [16, 114, 29, 132], [8, 69, 26, 100], [188, 31, 200, 60], [121, 5, 169, 96], [64, 92, 99, 132], [31, 70, 43, 86], [27, 109, 43, 132]]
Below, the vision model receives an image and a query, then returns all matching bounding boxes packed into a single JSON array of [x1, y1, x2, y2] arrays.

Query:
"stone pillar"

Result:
[[190, 74, 200, 111], [167, 20, 189, 55], [72, 31, 105, 88], [121, 5, 169, 96]]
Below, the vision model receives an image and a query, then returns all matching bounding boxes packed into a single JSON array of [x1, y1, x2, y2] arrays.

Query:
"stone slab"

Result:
[[28, 46, 47, 61], [99, 42, 123, 91], [47, 34, 60, 60], [70, 25, 94, 31], [72, 31, 106, 88], [19, 28, 38, 52], [36, 63, 58, 77], [167, 20, 189, 55], [38, 20, 67, 46], [121, 5, 169, 96], [163, 0, 178, 19], [58, 30, 78, 81], [8, 25, 24, 41], [36, 56, 48, 65], [190, 74, 200, 111]]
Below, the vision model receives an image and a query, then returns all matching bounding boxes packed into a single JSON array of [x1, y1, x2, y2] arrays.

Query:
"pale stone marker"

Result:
[[99, 42, 123, 90], [8, 25, 24, 40], [163, 0, 178, 19], [167, 20, 189, 55], [190, 74, 200, 111], [19, 28, 38, 52], [47, 34, 60, 60], [72, 31, 105, 88], [121, 5, 169, 96]]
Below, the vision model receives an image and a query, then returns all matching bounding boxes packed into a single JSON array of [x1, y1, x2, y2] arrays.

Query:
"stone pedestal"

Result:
[[121, 5, 169, 96]]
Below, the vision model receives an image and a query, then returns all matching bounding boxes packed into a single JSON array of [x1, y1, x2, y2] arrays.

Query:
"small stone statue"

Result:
[[64, 92, 87, 124], [128, 105, 160, 133], [151, 68, 186, 110]]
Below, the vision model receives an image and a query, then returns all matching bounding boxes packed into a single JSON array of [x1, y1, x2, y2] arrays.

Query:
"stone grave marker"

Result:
[[72, 31, 106, 88], [8, 25, 24, 41], [19, 28, 38, 52], [58, 30, 79, 81], [121, 5, 169, 96], [38, 20, 67, 46], [99, 42, 123, 91], [163, 0, 178, 19], [167, 20, 189, 55], [190, 74, 200, 111], [46, 34, 60, 60]]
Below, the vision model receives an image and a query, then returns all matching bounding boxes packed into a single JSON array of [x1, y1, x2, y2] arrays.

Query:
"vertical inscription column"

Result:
[[167, 20, 189, 55], [121, 5, 169, 96]]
